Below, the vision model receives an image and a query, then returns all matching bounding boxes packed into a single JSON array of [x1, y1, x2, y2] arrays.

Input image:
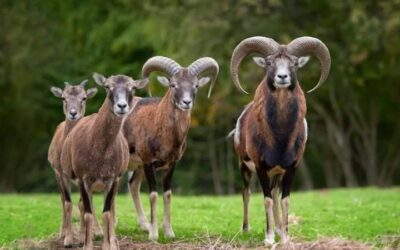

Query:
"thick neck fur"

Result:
[[91, 97, 124, 150], [255, 78, 306, 135], [155, 90, 191, 144], [63, 119, 79, 137]]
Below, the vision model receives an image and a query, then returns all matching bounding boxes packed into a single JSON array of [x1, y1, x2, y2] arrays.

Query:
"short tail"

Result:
[[226, 129, 236, 140]]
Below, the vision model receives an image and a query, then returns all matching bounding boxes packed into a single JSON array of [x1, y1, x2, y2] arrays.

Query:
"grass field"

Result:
[[0, 187, 399, 248]]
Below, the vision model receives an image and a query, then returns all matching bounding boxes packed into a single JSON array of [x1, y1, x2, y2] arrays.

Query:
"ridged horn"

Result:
[[188, 57, 219, 98], [286, 36, 331, 93], [142, 56, 182, 79], [230, 36, 280, 94]]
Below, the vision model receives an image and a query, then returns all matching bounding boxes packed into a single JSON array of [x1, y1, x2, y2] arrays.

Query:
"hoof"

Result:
[[83, 243, 93, 250], [63, 235, 74, 248], [164, 229, 175, 239], [148, 231, 159, 241], [264, 237, 275, 247], [280, 234, 290, 244], [242, 224, 252, 232], [139, 222, 151, 232], [110, 237, 120, 250]]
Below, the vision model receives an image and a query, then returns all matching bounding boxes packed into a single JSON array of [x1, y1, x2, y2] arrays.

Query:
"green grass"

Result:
[[0, 187, 399, 247]]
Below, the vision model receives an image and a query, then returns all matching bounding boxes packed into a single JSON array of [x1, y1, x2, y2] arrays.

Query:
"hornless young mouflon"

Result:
[[61, 73, 148, 250], [48, 80, 100, 247], [229, 36, 330, 246]]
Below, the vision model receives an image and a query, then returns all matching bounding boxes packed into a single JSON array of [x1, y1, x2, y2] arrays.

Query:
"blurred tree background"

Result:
[[1, 0, 399, 193]]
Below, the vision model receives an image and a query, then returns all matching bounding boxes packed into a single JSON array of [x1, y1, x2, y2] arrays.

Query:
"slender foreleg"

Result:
[[56, 174, 74, 247], [102, 179, 120, 250], [162, 163, 176, 238], [144, 163, 158, 241], [281, 165, 296, 243], [128, 169, 150, 231], [79, 179, 94, 250], [256, 164, 275, 246], [240, 162, 252, 232]]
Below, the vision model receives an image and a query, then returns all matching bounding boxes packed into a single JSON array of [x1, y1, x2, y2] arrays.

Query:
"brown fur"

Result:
[[123, 90, 191, 241], [234, 76, 308, 246], [235, 78, 306, 167], [61, 98, 129, 183], [124, 90, 190, 166], [48, 120, 78, 175], [61, 98, 130, 250]]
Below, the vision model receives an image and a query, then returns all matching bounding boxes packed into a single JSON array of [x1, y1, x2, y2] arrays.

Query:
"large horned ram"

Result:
[[230, 36, 330, 245], [123, 56, 219, 241]]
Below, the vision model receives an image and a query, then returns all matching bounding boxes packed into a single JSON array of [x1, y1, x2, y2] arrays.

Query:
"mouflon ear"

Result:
[[298, 56, 310, 68], [50, 86, 63, 98], [92, 72, 106, 86], [198, 77, 211, 88], [157, 76, 170, 87], [86, 88, 98, 98], [253, 57, 267, 68], [133, 78, 150, 89]]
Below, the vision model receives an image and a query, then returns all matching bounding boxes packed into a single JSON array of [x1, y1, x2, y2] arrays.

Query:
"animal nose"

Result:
[[277, 74, 288, 79], [117, 103, 127, 109], [70, 110, 77, 117], [183, 100, 192, 105]]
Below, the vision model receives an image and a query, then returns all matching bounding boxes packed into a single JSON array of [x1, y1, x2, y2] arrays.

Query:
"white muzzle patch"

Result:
[[178, 91, 193, 111], [113, 91, 130, 116], [273, 59, 291, 88]]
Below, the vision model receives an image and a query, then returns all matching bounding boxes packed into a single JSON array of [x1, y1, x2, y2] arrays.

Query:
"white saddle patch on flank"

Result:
[[304, 118, 308, 142], [234, 102, 253, 146]]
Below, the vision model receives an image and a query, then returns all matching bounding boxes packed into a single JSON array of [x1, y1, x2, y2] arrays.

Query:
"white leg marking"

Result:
[[63, 201, 74, 247], [264, 197, 275, 246], [128, 170, 150, 231], [243, 160, 256, 173], [281, 196, 290, 243], [149, 191, 159, 241], [272, 188, 283, 237], [163, 190, 175, 238]]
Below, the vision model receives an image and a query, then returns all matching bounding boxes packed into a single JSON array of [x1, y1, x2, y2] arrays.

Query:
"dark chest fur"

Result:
[[251, 92, 305, 168]]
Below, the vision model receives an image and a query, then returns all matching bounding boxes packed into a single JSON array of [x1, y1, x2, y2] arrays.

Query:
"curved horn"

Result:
[[146, 85, 152, 97], [188, 57, 219, 98], [142, 56, 182, 79], [286, 36, 331, 93], [80, 79, 88, 87], [230, 36, 280, 94]]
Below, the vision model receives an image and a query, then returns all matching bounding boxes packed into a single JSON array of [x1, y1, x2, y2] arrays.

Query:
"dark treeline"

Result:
[[1, 0, 399, 193]]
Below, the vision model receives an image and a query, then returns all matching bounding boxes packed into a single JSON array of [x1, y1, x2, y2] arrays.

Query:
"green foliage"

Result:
[[1, 1, 400, 192], [0, 188, 399, 247]]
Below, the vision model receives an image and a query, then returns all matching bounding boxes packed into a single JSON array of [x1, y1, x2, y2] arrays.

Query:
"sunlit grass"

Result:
[[0, 187, 399, 247]]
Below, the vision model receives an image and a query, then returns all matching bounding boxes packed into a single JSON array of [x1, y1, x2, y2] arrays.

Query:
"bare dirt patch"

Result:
[[14, 233, 374, 250]]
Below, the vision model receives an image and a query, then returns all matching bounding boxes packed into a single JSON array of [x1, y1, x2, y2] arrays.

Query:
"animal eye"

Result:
[[171, 84, 177, 88], [266, 61, 272, 66], [82, 97, 87, 101]]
